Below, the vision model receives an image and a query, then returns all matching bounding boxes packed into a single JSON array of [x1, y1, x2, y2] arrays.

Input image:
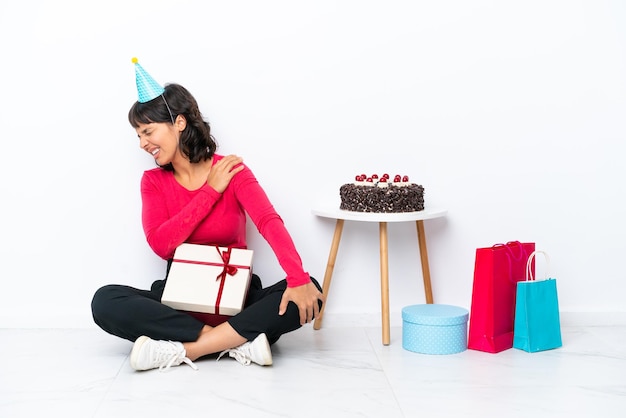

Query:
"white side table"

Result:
[[312, 205, 448, 345]]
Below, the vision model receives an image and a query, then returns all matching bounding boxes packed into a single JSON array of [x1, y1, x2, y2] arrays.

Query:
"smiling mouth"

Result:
[[151, 148, 160, 156]]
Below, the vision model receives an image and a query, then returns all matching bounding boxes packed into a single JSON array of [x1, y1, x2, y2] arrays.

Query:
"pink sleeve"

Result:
[[141, 171, 221, 259], [233, 167, 312, 288]]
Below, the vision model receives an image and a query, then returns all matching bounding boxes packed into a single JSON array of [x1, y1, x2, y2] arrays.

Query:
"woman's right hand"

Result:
[[207, 155, 244, 193]]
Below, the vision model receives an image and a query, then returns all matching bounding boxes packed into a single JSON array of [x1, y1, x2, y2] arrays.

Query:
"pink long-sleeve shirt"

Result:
[[140, 154, 311, 288]]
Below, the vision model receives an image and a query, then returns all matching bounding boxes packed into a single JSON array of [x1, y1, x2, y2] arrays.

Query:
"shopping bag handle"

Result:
[[493, 241, 531, 282], [526, 250, 551, 281], [492, 241, 526, 261]]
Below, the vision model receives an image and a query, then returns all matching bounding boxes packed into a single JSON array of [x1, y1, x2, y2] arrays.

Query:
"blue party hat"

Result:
[[132, 57, 165, 103]]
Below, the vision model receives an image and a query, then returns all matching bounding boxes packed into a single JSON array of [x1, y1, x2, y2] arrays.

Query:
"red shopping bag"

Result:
[[468, 241, 535, 353]]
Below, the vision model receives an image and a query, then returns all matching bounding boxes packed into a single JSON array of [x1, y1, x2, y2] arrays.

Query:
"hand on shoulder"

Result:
[[207, 154, 244, 192]]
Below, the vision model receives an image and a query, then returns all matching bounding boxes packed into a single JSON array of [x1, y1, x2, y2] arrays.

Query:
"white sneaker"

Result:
[[217, 333, 273, 366], [130, 336, 198, 372]]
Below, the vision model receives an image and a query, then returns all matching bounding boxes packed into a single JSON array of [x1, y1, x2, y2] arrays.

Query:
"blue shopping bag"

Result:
[[513, 250, 562, 352]]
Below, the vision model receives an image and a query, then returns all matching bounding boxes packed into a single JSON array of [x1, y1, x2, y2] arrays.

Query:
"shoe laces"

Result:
[[217, 342, 252, 366], [155, 341, 198, 372]]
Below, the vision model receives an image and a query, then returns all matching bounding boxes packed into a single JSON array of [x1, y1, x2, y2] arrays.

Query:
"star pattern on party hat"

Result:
[[132, 57, 165, 103]]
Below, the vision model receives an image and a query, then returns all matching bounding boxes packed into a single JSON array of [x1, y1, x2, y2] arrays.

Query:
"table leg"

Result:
[[379, 222, 390, 345], [313, 219, 344, 330], [416, 220, 434, 304]]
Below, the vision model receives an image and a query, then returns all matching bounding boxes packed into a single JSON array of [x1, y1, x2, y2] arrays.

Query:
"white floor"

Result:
[[2, 323, 626, 418]]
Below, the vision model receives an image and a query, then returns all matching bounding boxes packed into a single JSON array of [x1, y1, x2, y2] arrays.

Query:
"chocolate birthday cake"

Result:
[[340, 173, 425, 213]]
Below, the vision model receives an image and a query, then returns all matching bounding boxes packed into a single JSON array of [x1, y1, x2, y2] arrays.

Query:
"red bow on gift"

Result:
[[214, 246, 247, 315], [215, 247, 238, 282]]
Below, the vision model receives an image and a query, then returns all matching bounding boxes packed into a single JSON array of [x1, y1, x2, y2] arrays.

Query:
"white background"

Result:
[[1, 0, 624, 328]]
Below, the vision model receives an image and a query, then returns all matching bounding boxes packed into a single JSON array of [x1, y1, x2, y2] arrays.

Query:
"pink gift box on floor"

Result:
[[161, 243, 254, 317]]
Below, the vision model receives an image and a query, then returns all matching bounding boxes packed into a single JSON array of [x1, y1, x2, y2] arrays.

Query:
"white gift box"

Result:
[[161, 243, 254, 316]]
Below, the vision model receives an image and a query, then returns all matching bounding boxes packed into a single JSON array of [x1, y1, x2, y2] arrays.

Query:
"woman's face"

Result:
[[135, 117, 185, 165]]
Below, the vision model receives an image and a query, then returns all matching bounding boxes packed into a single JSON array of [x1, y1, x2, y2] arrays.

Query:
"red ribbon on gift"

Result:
[[172, 246, 251, 315], [214, 247, 236, 315]]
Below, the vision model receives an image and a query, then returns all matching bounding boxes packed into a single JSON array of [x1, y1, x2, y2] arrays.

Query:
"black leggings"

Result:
[[91, 274, 322, 346]]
